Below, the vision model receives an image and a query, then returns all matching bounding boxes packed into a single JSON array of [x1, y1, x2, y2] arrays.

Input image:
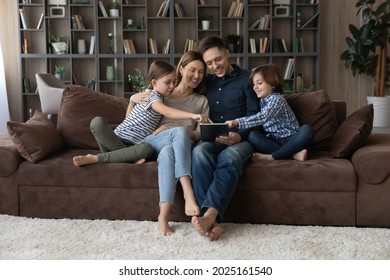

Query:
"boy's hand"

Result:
[[225, 120, 238, 128]]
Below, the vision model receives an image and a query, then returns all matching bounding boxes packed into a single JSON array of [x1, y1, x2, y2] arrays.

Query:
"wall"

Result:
[[1, 0, 387, 121]]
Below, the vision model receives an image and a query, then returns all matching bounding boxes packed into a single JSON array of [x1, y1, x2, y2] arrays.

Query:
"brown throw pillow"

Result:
[[7, 111, 64, 163], [57, 85, 128, 149], [285, 90, 339, 150], [330, 104, 373, 158]]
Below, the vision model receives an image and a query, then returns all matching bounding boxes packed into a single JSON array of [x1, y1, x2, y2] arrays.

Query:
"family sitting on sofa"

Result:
[[73, 36, 314, 240], [5, 36, 386, 242]]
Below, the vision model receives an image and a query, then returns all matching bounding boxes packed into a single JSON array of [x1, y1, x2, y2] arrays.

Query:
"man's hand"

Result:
[[216, 131, 241, 146], [153, 125, 169, 135]]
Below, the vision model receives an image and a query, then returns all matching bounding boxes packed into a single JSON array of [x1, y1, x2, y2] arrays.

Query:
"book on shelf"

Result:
[[98, 1, 108, 18], [36, 13, 44, 29], [272, 38, 287, 53], [300, 12, 320, 28], [74, 14, 85, 30], [89, 35, 95, 54], [149, 38, 158, 54], [174, 2, 186, 18], [19, 8, 28, 29], [183, 38, 197, 52], [157, 0, 171, 18], [259, 37, 269, 53], [248, 14, 269, 30], [199, 0, 206, 6], [23, 78, 31, 93], [249, 38, 257, 53], [227, 1, 244, 17], [124, 39, 136, 54], [162, 39, 170, 54], [294, 37, 305, 53], [283, 58, 295, 80]]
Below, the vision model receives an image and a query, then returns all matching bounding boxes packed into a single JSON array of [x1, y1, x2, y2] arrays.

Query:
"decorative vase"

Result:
[[55, 73, 62, 80], [51, 42, 67, 54], [106, 66, 114, 81], [109, 9, 119, 17], [201, 20, 210, 30], [77, 39, 86, 54]]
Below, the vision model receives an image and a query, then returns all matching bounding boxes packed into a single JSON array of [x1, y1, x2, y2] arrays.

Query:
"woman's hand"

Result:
[[192, 114, 212, 123], [130, 90, 151, 105]]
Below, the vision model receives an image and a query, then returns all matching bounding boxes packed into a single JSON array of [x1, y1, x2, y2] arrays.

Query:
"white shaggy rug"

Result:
[[1, 214, 390, 260]]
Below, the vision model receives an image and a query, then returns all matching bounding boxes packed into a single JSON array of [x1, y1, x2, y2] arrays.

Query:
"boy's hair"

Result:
[[148, 60, 175, 87], [250, 64, 284, 94], [197, 36, 228, 55], [176, 50, 207, 94]]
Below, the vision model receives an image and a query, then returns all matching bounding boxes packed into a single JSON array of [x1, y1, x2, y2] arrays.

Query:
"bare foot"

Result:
[[184, 193, 200, 216], [207, 223, 225, 241], [158, 216, 174, 236], [73, 154, 98, 166], [191, 215, 214, 236], [252, 153, 274, 161], [134, 158, 146, 164], [293, 149, 308, 161]]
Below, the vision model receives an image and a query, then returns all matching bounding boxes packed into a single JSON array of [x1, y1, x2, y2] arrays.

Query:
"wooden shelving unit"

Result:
[[18, 0, 320, 121]]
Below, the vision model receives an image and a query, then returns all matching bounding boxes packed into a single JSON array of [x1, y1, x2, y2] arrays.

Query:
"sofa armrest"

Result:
[[352, 133, 390, 184], [0, 135, 23, 177]]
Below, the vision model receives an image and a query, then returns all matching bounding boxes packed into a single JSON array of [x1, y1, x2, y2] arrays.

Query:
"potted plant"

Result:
[[127, 68, 149, 93], [50, 35, 68, 54], [109, 1, 120, 17], [54, 65, 65, 80], [340, 0, 390, 127], [226, 34, 241, 53], [200, 11, 212, 30]]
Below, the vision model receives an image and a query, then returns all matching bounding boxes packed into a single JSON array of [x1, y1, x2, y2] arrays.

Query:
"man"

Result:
[[192, 36, 259, 241]]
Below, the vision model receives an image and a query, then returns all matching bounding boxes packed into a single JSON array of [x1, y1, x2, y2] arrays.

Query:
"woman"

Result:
[[133, 51, 209, 236]]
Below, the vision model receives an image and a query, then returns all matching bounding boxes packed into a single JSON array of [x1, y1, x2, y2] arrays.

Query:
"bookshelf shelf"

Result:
[[18, 0, 320, 120]]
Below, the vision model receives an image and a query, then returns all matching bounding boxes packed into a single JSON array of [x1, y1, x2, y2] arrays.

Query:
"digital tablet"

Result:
[[200, 123, 229, 142]]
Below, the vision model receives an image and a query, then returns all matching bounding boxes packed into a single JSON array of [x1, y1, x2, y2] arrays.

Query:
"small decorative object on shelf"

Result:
[[296, 10, 301, 28], [54, 65, 65, 80], [106, 66, 114, 81], [274, 0, 290, 17], [199, 11, 212, 30], [48, 0, 66, 17], [107, 33, 114, 54], [125, 19, 137, 30], [50, 35, 68, 54], [109, 1, 120, 18], [77, 39, 86, 54]]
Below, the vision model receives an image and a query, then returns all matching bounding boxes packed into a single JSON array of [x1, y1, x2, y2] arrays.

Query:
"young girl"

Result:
[[225, 63, 313, 161], [73, 60, 209, 167]]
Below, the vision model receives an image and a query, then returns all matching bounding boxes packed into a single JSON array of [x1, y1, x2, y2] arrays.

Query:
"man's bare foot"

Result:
[[158, 216, 174, 236], [73, 154, 98, 166], [293, 149, 308, 161], [207, 223, 225, 241], [184, 193, 200, 216], [252, 153, 274, 161], [191, 215, 214, 236]]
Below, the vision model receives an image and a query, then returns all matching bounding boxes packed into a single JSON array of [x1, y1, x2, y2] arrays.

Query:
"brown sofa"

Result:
[[1, 85, 390, 227]]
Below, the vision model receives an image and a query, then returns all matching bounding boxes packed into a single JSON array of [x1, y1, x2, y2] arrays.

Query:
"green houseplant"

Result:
[[54, 65, 65, 80], [109, 1, 120, 17], [226, 34, 241, 53], [200, 11, 212, 30], [50, 35, 68, 54], [127, 68, 149, 93], [340, 0, 390, 127]]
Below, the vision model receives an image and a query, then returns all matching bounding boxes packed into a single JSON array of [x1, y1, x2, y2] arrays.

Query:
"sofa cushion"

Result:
[[7, 111, 64, 163], [330, 104, 373, 158], [57, 85, 129, 149], [285, 90, 339, 150]]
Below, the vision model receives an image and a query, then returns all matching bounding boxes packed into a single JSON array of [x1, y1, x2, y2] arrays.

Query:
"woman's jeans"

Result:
[[191, 141, 254, 221], [248, 124, 314, 160], [89, 116, 154, 163], [145, 127, 192, 204]]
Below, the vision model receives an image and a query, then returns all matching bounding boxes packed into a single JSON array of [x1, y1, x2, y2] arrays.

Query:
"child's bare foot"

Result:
[[252, 153, 274, 161], [293, 149, 308, 161], [73, 154, 98, 166], [158, 216, 174, 236], [134, 158, 146, 164], [184, 193, 200, 216], [207, 223, 225, 241], [191, 215, 214, 236]]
